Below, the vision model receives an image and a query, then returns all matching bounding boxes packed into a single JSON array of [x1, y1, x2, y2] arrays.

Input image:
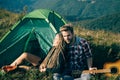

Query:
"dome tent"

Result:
[[0, 9, 66, 67]]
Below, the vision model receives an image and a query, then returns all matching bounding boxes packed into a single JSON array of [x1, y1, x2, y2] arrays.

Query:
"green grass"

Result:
[[0, 68, 53, 80], [0, 68, 120, 80]]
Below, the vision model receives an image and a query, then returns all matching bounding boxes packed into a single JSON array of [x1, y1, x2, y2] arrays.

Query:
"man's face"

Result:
[[61, 31, 73, 44]]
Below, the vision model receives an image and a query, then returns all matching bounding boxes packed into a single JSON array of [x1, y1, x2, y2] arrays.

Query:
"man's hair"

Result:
[[59, 23, 74, 34]]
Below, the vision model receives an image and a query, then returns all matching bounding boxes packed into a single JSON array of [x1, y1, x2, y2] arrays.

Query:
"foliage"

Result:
[[0, 68, 120, 80], [0, 68, 53, 80], [77, 12, 120, 33], [0, 0, 120, 21]]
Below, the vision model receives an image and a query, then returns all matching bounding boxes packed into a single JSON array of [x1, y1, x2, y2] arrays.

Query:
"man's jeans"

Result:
[[53, 73, 90, 80], [53, 73, 74, 80], [74, 73, 90, 80]]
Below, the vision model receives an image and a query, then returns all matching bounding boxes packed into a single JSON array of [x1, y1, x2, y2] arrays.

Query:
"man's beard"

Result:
[[66, 39, 72, 44]]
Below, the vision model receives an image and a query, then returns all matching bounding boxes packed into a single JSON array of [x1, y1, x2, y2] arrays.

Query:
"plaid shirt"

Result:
[[65, 36, 92, 71]]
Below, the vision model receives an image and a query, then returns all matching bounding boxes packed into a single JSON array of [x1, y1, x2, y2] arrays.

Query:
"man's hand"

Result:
[[89, 67, 97, 74], [39, 64, 46, 72]]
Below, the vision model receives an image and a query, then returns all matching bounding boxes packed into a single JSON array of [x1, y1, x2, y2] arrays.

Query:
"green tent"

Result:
[[0, 9, 66, 67]]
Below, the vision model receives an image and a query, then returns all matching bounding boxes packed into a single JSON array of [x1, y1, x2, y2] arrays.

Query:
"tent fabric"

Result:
[[0, 9, 66, 67]]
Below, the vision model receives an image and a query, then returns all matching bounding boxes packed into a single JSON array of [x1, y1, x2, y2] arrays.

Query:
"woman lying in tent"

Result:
[[1, 33, 66, 73]]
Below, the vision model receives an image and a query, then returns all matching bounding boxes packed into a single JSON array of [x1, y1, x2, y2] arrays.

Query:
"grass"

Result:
[[0, 68, 120, 80], [0, 68, 53, 80]]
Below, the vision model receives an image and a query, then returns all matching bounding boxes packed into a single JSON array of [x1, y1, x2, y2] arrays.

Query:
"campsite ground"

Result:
[[0, 68, 120, 80]]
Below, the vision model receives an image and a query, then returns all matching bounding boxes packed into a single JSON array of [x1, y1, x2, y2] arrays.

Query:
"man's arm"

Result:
[[81, 38, 96, 70], [87, 57, 93, 69], [87, 57, 97, 74]]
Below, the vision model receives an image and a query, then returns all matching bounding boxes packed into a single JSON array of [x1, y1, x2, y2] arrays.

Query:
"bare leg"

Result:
[[10, 52, 41, 66]]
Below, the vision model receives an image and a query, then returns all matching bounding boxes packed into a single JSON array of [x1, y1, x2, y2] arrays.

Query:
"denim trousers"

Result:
[[53, 73, 90, 80], [74, 73, 90, 80], [53, 73, 74, 80]]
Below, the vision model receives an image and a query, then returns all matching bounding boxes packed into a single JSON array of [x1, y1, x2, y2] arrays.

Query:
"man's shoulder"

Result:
[[75, 36, 86, 43]]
